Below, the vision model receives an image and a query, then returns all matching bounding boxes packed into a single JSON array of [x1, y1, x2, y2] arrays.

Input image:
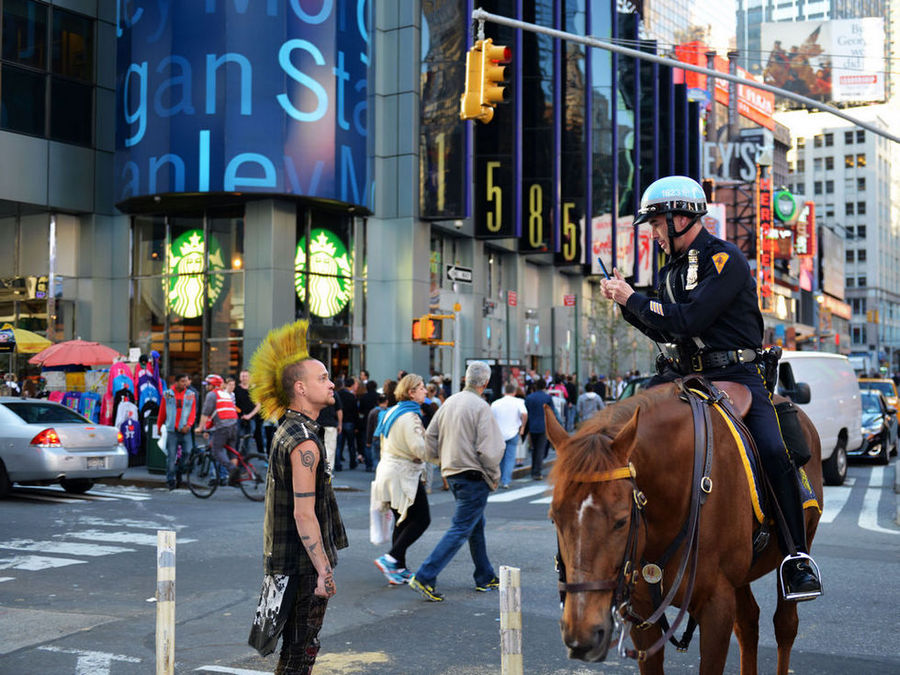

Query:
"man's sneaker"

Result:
[[475, 576, 500, 592], [374, 555, 405, 585], [409, 576, 444, 602], [398, 568, 413, 583]]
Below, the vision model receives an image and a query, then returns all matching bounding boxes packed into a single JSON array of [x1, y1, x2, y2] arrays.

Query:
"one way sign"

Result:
[[446, 265, 473, 284]]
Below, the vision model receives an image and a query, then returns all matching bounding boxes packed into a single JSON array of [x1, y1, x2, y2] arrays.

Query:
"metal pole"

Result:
[[499, 565, 523, 674], [573, 294, 579, 385], [452, 303, 461, 394], [156, 530, 176, 675], [471, 8, 900, 144]]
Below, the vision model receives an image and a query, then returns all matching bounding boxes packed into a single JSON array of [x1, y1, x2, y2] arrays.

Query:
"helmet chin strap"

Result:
[[665, 212, 703, 254]]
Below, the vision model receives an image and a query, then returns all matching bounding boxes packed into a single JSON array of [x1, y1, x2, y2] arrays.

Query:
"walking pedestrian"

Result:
[[524, 378, 554, 480], [408, 362, 505, 602], [490, 383, 528, 489], [156, 373, 197, 490], [335, 377, 359, 470], [235, 369, 264, 455]]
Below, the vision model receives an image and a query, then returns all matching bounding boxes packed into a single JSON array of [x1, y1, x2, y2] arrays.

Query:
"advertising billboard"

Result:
[[591, 215, 653, 287], [116, 2, 371, 209], [761, 19, 886, 105]]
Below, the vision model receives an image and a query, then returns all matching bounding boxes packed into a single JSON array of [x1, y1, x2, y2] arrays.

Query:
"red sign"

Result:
[[507, 290, 517, 307], [756, 174, 775, 313], [675, 41, 775, 131], [563, 294, 576, 307]]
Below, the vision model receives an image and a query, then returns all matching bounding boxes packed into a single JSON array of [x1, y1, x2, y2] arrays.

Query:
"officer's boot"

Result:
[[769, 463, 822, 601]]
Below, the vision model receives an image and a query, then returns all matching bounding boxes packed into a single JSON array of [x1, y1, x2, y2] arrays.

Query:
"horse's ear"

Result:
[[544, 404, 569, 451], [610, 406, 641, 462]]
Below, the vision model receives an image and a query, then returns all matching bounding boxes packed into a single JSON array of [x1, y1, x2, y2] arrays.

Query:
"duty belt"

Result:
[[663, 345, 759, 374]]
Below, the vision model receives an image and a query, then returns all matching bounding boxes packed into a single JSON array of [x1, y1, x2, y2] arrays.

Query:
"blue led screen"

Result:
[[115, 0, 371, 210]]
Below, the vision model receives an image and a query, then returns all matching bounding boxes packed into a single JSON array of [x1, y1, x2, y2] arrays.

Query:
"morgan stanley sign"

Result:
[[115, 0, 372, 210]]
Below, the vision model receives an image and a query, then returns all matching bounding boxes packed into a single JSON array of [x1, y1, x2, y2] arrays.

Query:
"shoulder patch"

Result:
[[649, 300, 664, 316], [712, 252, 729, 274]]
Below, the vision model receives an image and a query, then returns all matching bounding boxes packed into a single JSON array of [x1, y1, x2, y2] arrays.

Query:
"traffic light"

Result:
[[459, 39, 511, 123], [411, 316, 441, 343]]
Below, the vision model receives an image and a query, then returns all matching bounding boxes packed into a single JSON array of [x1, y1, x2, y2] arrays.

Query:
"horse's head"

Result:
[[547, 403, 643, 662]]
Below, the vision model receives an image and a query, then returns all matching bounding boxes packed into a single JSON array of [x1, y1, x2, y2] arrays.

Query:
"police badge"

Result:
[[685, 249, 699, 290]]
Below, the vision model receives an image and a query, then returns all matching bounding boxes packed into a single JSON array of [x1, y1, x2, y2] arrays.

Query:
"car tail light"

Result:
[[117, 431, 124, 444], [31, 428, 62, 447]]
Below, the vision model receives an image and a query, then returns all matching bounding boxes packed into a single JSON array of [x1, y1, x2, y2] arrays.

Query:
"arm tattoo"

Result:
[[324, 573, 335, 596], [294, 491, 315, 498], [299, 448, 316, 471]]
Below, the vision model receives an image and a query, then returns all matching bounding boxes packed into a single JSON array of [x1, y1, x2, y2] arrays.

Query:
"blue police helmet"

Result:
[[634, 176, 707, 225]]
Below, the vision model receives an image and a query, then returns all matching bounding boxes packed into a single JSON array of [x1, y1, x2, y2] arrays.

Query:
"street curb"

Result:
[[893, 463, 900, 525]]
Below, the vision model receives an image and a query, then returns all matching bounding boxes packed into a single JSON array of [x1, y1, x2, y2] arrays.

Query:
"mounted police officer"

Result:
[[601, 175, 822, 601]]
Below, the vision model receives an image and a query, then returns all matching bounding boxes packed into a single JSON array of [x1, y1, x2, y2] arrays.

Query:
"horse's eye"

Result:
[[613, 518, 628, 530]]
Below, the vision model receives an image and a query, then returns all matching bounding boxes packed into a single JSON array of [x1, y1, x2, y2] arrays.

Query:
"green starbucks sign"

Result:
[[165, 230, 225, 318], [773, 189, 797, 222], [294, 229, 352, 318]]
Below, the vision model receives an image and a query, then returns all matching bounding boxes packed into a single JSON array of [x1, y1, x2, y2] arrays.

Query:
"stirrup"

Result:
[[778, 552, 823, 602]]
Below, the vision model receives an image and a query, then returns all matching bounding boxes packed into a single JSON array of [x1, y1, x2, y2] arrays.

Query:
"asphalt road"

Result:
[[1, 458, 898, 675]]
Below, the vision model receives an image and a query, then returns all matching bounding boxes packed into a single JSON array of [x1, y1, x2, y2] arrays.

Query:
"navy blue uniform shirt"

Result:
[[620, 228, 763, 353]]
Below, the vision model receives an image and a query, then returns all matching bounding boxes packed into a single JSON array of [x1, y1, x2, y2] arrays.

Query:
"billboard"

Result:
[[116, 2, 371, 209], [591, 215, 654, 287], [761, 19, 886, 104]]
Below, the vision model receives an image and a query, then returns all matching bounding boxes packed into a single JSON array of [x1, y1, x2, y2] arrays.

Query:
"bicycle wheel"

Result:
[[238, 453, 269, 501], [186, 451, 218, 498]]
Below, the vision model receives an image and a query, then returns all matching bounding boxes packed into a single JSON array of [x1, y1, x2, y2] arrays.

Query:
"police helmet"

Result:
[[634, 176, 707, 225]]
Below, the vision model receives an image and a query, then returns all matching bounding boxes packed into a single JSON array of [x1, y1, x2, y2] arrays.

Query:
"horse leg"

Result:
[[630, 624, 665, 675], [697, 583, 737, 675], [773, 592, 800, 675], [733, 584, 760, 675]]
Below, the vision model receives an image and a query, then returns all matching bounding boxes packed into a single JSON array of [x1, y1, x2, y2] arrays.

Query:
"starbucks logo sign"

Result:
[[294, 229, 352, 318], [165, 230, 225, 318]]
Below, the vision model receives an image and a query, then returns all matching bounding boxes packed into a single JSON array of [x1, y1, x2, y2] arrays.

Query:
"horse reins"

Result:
[[557, 378, 716, 662]]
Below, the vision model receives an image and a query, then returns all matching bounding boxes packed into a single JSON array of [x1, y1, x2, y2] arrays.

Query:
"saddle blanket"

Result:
[[693, 392, 820, 524]]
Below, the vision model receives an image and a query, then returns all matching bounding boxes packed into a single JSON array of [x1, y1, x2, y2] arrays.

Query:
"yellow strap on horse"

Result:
[[570, 463, 636, 484]]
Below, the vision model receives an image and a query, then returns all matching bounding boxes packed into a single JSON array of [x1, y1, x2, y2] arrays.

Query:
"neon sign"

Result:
[[165, 230, 225, 318], [294, 229, 352, 318], [756, 173, 775, 313]]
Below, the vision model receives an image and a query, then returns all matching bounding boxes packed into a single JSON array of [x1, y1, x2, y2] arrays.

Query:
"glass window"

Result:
[[52, 8, 93, 82], [844, 131, 853, 144], [857, 153, 866, 167], [825, 180, 833, 193], [857, 177, 866, 190], [845, 154, 854, 168], [813, 135, 823, 147], [813, 157, 822, 171], [49, 77, 91, 144], [857, 249, 866, 262], [857, 201, 866, 215], [845, 202, 854, 215], [814, 181, 822, 195], [2, 0, 48, 69], [825, 156, 833, 170], [846, 250, 854, 263], [797, 137, 805, 148], [846, 276, 855, 288], [824, 133, 833, 146], [858, 276, 866, 287], [857, 225, 866, 238], [856, 129, 864, 143], [0, 63, 45, 135], [795, 183, 805, 194], [796, 159, 805, 172]]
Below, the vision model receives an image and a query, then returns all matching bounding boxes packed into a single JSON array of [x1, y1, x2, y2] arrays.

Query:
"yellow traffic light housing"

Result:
[[459, 39, 511, 123], [411, 314, 455, 346]]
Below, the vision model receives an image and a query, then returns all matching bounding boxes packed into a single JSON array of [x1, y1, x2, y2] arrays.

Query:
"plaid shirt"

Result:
[[263, 409, 348, 575]]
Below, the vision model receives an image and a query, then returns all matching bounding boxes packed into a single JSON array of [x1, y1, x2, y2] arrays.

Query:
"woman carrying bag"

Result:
[[371, 374, 432, 585]]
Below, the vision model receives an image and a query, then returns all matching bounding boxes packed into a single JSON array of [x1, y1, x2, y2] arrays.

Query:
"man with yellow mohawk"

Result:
[[247, 321, 348, 674]]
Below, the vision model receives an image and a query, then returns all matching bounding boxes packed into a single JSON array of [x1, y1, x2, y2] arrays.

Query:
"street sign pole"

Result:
[[574, 294, 579, 384], [452, 303, 462, 394]]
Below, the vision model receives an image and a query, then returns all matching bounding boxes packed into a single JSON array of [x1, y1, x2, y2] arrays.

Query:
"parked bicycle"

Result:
[[184, 436, 268, 501]]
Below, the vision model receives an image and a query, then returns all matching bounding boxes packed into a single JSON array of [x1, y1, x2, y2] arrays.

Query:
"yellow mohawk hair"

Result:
[[249, 320, 309, 422]]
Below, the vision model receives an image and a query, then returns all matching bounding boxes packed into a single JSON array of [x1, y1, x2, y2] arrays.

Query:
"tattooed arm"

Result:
[[290, 439, 336, 599]]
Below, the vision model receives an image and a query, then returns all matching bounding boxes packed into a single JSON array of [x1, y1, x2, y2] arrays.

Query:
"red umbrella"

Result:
[[28, 340, 124, 367]]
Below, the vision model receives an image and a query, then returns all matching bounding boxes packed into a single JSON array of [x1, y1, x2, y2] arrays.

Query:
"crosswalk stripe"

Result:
[[86, 489, 151, 501], [0, 555, 87, 571], [10, 492, 73, 504], [63, 530, 197, 546], [859, 467, 898, 535], [820, 485, 853, 524], [0, 577, 14, 582], [488, 484, 549, 503], [76, 516, 185, 531], [0, 540, 134, 557], [530, 496, 552, 504]]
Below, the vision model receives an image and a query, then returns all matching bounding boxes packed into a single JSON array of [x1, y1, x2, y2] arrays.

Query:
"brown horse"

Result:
[[548, 382, 822, 674]]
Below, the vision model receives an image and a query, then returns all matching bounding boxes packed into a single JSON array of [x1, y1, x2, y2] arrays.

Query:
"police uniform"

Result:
[[618, 207, 819, 597]]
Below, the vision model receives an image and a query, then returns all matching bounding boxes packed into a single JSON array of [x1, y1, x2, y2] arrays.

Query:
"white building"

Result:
[[778, 106, 900, 373]]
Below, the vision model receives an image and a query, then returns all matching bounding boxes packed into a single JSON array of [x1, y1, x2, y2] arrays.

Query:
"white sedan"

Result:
[[0, 397, 128, 496]]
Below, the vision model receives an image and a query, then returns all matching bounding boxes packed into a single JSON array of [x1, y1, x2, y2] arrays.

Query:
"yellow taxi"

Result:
[[858, 378, 899, 409]]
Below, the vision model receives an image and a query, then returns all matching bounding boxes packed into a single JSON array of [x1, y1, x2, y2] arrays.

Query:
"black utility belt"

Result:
[[665, 347, 760, 373], [454, 470, 485, 481]]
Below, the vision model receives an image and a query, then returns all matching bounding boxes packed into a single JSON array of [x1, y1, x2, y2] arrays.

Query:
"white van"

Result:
[[776, 351, 862, 486]]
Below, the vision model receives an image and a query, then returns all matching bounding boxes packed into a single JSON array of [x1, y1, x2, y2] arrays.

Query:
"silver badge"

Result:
[[685, 249, 699, 290]]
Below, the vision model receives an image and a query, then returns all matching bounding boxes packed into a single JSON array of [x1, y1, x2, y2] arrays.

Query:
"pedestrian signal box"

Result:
[[411, 314, 455, 346]]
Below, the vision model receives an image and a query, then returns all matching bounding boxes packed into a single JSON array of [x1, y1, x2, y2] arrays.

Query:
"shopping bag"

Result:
[[369, 483, 394, 545], [248, 574, 298, 656], [157, 425, 168, 455]]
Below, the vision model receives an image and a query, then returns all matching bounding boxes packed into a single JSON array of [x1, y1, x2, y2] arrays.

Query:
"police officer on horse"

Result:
[[601, 175, 822, 600]]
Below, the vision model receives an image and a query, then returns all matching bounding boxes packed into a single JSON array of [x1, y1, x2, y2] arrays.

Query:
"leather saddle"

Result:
[[711, 381, 752, 418]]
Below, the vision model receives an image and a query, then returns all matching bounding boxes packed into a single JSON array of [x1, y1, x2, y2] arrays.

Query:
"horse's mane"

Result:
[[550, 384, 677, 488]]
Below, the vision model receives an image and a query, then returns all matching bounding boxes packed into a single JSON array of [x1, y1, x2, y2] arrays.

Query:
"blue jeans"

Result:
[[565, 404, 576, 432], [165, 429, 192, 487], [414, 474, 495, 587], [499, 436, 518, 487]]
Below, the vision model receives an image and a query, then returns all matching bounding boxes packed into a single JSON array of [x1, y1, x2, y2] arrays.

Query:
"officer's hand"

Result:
[[604, 268, 635, 305]]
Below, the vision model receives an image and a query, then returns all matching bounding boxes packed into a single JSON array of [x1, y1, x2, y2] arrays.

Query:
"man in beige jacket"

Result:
[[409, 361, 505, 602]]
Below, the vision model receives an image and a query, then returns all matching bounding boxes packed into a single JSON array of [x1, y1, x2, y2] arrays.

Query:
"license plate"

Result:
[[86, 457, 105, 470]]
